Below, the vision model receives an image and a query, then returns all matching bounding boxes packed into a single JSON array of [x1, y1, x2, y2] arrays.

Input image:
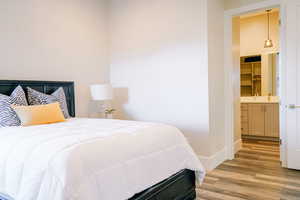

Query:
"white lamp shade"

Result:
[[90, 84, 113, 101]]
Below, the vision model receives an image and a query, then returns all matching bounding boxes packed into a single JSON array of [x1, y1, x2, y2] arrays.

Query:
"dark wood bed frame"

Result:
[[0, 80, 75, 117], [0, 80, 197, 200]]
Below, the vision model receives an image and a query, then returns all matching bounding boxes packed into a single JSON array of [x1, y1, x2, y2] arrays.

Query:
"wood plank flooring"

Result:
[[197, 139, 300, 200]]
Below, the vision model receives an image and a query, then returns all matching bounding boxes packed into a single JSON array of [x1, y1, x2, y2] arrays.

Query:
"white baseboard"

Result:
[[234, 139, 242, 154], [198, 147, 227, 171]]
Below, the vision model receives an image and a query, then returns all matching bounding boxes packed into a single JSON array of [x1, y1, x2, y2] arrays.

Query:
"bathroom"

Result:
[[237, 8, 280, 147]]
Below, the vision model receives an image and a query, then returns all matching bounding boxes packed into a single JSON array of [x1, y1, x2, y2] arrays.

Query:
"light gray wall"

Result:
[[109, 0, 212, 156], [224, 0, 270, 10], [0, 0, 109, 117]]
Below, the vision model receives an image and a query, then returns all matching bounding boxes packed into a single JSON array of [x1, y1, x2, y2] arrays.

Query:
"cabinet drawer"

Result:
[[241, 113, 248, 121], [241, 109, 248, 115], [241, 109, 248, 122], [241, 104, 248, 111], [241, 122, 249, 135]]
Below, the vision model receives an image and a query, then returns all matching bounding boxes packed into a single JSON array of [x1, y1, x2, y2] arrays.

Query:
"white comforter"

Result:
[[0, 118, 205, 200]]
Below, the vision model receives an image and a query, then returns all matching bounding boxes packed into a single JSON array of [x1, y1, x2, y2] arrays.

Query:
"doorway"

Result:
[[238, 9, 280, 154], [223, 0, 286, 167]]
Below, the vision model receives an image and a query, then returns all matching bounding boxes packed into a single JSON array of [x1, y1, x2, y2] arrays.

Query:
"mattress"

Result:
[[0, 118, 205, 200]]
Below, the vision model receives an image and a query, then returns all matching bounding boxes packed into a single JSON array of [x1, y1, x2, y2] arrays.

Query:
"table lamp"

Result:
[[90, 84, 115, 118]]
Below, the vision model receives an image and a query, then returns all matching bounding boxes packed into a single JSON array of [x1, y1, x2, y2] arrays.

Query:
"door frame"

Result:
[[224, 0, 287, 167]]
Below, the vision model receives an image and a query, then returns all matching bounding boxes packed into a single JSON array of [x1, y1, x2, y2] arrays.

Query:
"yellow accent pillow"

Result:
[[12, 102, 66, 126]]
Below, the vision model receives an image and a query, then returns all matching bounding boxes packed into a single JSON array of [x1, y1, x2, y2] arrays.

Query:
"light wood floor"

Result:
[[197, 139, 300, 200]]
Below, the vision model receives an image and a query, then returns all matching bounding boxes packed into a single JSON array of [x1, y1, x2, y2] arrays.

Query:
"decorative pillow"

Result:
[[27, 87, 70, 118], [0, 86, 28, 127], [51, 87, 70, 118], [12, 102, 66, 126]]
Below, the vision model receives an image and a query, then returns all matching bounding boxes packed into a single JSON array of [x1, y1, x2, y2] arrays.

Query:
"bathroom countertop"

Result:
[[240, 96, 280, 104]]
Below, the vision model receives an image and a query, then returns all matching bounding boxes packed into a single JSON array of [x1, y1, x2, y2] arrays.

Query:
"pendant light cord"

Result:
[[267, 9, 271, 40], [268, 11, 270, 39]]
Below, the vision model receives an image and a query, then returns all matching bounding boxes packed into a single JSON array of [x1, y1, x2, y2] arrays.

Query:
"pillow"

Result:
[[27, 87, 70, 118], [12, 102, 66, 126], [0, 86, 28, 127]]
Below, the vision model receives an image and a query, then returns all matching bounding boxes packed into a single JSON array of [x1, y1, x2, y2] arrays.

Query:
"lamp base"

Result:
[[105, 113, 113, 119]]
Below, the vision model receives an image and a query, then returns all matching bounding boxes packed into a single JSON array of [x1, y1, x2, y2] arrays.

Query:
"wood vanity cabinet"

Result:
[[248, 104, 265, 136], [241, 103, 279, 138]]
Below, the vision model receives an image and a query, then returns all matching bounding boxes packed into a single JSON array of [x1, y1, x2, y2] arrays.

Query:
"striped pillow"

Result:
[[27, 87, 70, 118], [0, 86, 28, 127]]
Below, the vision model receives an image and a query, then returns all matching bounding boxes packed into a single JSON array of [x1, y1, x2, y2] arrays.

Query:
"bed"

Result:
[[0, 80, 205, 200]]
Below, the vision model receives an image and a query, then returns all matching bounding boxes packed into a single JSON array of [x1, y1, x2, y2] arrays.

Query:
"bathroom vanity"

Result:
[[241, 97, 279, 139]]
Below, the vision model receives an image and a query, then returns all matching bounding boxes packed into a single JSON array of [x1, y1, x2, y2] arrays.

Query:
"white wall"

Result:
[[208, 0, 226, 153], [224, 0, 270, 10], [110, 0, 225, 159], [232, 17, 242, 142], [0, 0, 109, 117], [110, 0, 214, 156]]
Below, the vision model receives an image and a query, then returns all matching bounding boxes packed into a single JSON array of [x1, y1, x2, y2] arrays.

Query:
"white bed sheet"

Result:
[[0, 118, 205, 200]]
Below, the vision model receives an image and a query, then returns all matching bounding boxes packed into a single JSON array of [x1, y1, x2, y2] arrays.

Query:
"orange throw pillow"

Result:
[[12, 102, 66, 126]]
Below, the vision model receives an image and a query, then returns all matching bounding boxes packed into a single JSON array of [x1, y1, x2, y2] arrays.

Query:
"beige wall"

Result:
[[0, 0, 109, 117], [224, 0, 270, 10], [240, 12, 279, 56]]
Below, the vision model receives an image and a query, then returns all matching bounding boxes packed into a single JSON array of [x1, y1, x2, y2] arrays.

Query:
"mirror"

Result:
[[240, 53, 278, 96]]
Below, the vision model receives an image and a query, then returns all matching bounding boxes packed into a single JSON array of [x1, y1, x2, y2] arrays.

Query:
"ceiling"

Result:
[[240, 8, 279, 19]]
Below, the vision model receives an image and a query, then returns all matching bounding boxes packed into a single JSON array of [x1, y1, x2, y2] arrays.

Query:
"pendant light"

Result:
[[264, 9, 273, 48]]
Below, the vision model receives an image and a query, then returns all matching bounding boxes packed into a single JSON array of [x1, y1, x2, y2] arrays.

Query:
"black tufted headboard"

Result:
[[0, 80, 75, 117]]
